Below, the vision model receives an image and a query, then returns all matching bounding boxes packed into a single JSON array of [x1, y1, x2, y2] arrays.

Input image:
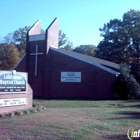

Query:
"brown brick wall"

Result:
[[0, 84, 33, 114], [46, 18, 59, 53], [14, 55, 26, 72], [14, 48, 116, 99], [27, 40, 46, 97], [29, 21, 41, 35], [46, 49, 116, 99]]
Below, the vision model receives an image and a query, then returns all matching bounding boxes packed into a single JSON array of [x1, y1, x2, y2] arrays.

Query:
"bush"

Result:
[[5, 112, 15, 117], [14, 111, 24, 116], [23, 110, 30, 114], [114, 63, 140, 99], [0, 105, 46, 119], [29, 108, 37, 113], [0, 113, 6, 118]]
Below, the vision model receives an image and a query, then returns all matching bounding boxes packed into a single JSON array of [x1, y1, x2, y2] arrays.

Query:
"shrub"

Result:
[[23, 110, 30, 114], [14, 111, 23, 116], [0, 113, 5, 118], [114, 63, 140, 99], [5, 112, 15, 117], [0, 105, 46, 119], [29, 108, 37, 113], [36, 108, 43, 112]]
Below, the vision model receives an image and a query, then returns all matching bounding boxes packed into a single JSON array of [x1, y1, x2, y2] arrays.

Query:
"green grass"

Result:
[[0, 100, 140, 140]]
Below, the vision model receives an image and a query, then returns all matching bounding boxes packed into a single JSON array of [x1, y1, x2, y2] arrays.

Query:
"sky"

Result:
[[0, 0, 140, 47]]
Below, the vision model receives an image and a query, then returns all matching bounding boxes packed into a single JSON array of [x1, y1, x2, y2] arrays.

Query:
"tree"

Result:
[[59, 30, 73, 50], [59, 30, 67, 47], [12, 26, 30, 45], [3, 26, 30, 57], [0, 43, 20, 70], [95, 9, 140, 78], [73, 45, 97, 56], [114, 63, 140, 99], [4, 28, 73, 56], [12, 26, 30, 57], [3, 33, 13, 44]]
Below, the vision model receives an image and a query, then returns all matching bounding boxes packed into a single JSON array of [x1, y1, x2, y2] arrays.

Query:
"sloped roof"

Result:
[[50, 47, 120, 74]]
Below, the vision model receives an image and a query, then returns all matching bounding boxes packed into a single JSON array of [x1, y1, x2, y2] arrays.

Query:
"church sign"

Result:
[[61, 72, 81, 82], [0, 71, 27, 93]]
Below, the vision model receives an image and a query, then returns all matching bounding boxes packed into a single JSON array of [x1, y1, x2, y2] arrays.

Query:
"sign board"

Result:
[[0, 71, 28, 93], [0, 98, 27, 107], [61, 72, 81, 82]]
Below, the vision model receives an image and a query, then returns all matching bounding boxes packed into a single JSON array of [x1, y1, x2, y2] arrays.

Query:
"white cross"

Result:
[[30, 45, 43, 76]]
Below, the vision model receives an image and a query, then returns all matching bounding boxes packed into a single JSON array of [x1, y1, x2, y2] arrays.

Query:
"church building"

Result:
[[12, 18, 120, 99]]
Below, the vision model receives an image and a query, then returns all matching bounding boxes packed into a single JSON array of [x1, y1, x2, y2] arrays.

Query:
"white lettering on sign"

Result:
[[61, 72, 81, 82], [0, 98, 27, 107], [0, 71, 28, 93]]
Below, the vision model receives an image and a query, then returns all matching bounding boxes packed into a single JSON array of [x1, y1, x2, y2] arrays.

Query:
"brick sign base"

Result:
[[0, 84, 32, 114]]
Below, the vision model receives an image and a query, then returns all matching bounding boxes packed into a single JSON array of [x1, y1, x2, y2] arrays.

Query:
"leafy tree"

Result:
[[73, 45, 97, 56], [0, 43, 20, 70], [3, 33, 13, 44], [61, 41, 73, 50], [2, 28, 73, 69], [114, 63, 140, 99], [95, 9, 140, 78], [12, 26, 30, 57], [12, 26, 30, 45], [59, 30, 73, 50], [59, 30, 67, 47], [4, 28, 73, 55], [3, 26, 30, 57]]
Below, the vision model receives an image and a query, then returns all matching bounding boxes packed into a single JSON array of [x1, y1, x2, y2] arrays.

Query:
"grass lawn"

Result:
[[0, 100, 140, 140]]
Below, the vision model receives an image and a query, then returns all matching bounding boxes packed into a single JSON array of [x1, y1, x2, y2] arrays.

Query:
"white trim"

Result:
[[49, 45, 58, 49], [50, 47, 118, 74], [29, 34, 45, 41]]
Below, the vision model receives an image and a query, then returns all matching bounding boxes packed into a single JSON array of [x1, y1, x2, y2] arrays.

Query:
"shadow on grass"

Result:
[[120, 100, 140, 104], [108, 100, 140, 108], [126, 104, 140, 108], [119, 100, 140, 103], [112, 111, 140, 120]]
